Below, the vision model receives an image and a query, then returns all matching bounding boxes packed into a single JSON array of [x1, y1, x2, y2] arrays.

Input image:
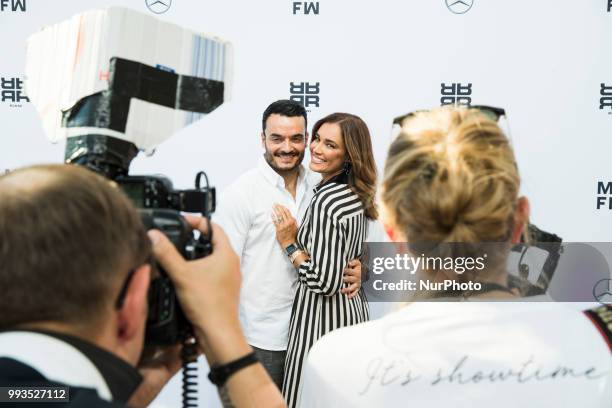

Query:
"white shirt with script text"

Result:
[[299, 299, 612, 407]]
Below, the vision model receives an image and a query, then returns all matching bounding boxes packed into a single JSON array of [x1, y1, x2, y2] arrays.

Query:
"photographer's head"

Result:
[[0, 164, 151, 365], [261, 99, 308, 174], [382, 106, 529, 282]]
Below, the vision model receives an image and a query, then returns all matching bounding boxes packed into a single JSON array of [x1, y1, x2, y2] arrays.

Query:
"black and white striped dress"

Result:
[[282, 172, 370, 407]]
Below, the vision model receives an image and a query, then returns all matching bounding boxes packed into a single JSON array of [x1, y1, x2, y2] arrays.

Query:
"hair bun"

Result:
[[382, 107, 519, 244]]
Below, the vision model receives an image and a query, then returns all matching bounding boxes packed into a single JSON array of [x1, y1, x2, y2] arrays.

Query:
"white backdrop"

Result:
[[2, 1, 612, 406]]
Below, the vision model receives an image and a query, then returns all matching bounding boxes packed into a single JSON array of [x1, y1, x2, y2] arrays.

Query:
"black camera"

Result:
[[117, 175, 215, 214], [65, 133, 215, 345]]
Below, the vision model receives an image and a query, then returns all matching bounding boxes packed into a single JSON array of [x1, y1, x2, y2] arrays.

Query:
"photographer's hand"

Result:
[[149, 217, 286, 407], [148, 217, 244, 363], [127, 345, 182, 408]]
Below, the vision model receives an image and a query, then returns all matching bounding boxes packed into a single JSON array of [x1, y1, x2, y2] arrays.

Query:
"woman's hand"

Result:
[[272, 204, 298, 248], [342, 259, 362, 299]]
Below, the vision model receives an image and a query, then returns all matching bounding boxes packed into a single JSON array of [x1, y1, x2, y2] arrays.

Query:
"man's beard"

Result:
[[263, 148, 305, 173]]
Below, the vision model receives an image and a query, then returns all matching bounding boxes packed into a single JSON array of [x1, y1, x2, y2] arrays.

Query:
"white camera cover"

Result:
[[25, 7, 232, 152]]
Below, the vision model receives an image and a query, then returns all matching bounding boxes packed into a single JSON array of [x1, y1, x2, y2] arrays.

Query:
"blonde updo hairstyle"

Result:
[[382, 106, 522, 280]]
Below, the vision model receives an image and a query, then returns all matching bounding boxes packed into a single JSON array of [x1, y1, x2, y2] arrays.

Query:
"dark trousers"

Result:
[[218, 345, 287, 407]]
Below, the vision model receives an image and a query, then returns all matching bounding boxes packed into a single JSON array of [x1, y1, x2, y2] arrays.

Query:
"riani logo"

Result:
[[600, 83, 612, 113], [446, 0, 473, 14], [0, 0, 26, 12], [1, 77, 29, 107], [440, 83, 472, 106], [290, 82, 320, 111], [145, 0, 172, 14], [293, 1, 319, 15], [608, 0, 611, 12], [596, 182, 612, 210]]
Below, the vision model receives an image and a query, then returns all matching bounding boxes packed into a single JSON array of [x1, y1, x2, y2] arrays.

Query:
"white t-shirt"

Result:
[[299, 299, 612, 407], [215, 157, 319, 350]]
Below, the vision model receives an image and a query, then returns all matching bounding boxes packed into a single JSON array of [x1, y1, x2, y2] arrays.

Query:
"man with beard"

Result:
[[215, 100, 361, 399]]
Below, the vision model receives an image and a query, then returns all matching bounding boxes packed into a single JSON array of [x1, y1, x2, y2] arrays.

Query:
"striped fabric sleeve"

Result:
[[297, 195, 348, 296]]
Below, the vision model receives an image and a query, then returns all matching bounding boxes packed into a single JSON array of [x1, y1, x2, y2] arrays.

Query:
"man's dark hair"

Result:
[[0, 164, 151, 330], [262, 99, 307, 133]]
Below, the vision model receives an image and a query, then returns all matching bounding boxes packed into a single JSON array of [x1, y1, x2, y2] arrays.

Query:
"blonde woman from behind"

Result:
[[297, 106, 612, 408]]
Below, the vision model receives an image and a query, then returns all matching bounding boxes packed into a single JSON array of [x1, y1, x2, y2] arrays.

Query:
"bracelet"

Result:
[[208, 352, 259, 387], [289, 249, 303, 263]]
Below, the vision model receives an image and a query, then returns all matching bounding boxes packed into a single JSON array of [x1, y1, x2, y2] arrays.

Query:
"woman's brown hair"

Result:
[[312, 113, 378, 220]]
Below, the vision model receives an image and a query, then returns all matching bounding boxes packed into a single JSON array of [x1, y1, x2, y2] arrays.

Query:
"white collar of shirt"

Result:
[[0, 331, 112, 401]]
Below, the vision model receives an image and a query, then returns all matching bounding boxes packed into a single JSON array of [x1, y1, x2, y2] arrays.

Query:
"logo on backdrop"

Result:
[[597, 181, 612, 210], [440, 83, 472, 106], [145, 0, 172, 14], [445, 0, 473, 14], [293, 1, 319, 15], [1, 77, 29, 107], [600, 83, 612, 113], [608, 0, 612, 12], [0, 0, 26, 12], [593, 279, 612, 305], [290, 82, 320, 111]]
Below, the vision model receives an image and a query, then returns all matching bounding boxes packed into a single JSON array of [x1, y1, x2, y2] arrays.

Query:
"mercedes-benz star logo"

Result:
[[593, 278, 612, 305], [146, 0, 172, 14], [446, 0, 474, 14]]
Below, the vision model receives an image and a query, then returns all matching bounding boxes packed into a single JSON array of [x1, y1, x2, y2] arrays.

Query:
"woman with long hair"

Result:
[[271, 113, 378, 407]]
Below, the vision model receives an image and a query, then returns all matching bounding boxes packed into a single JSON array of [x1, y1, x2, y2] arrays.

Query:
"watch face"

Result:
[[285, 243, 298, 255]]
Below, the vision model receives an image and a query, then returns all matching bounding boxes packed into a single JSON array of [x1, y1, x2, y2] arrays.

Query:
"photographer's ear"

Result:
[[511, 196, 530, 244], [117, 264, 151, 344], [379, 200, 404, 242]]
